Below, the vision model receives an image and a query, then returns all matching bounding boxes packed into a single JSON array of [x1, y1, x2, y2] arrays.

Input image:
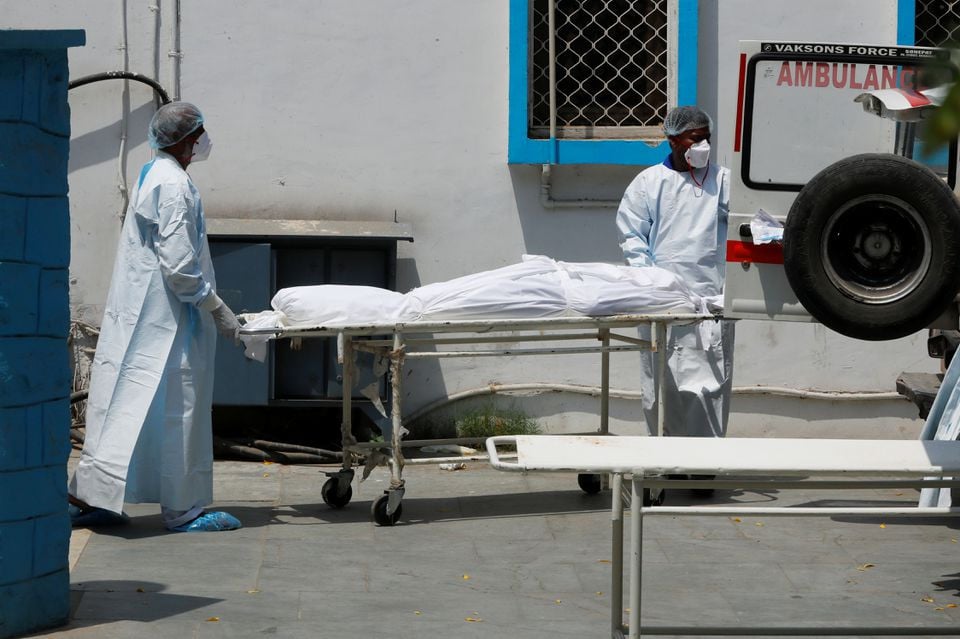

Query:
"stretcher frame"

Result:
[[240, 312, 707, 524], [487, 434, 960, 638]]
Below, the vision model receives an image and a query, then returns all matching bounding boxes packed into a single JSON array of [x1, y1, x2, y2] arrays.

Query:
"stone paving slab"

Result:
[[23, 454, 960, 638]]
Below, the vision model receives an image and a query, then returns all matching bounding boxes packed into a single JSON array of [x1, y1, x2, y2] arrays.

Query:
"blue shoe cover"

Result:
[[70, 505, 130, 528], [172, 511, 242, 532]]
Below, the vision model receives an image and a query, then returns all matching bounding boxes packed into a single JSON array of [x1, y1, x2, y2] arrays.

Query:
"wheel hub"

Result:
[[822, 195, 930, 304], [858, 229, 893, 261]]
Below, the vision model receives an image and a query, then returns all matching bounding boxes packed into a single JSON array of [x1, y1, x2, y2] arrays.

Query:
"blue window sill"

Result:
[[508, 138, 670, 166]]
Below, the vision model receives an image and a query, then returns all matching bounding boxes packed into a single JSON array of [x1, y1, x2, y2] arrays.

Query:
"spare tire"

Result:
[[783, 153, 960, 341]]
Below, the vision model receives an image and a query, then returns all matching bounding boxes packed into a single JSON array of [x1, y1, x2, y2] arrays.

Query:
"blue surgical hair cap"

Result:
[[663, 106, 713, 137], [148, 101, 204, 150]]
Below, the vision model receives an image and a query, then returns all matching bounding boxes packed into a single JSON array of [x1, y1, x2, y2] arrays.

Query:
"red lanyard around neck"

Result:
[[689, 163, 709, 189]]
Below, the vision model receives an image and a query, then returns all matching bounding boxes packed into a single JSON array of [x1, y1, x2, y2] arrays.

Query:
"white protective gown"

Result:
[[616, 157, 734, 437], [70, 152, 218, 516]]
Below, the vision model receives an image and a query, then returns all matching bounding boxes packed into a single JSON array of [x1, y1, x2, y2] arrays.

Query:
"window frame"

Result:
[[508, 0, 699, 165]]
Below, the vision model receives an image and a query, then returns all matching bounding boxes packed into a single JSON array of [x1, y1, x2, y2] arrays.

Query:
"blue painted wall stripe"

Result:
[[677, 0, 699, 107], [897, 0, 915, 46], [507, 0, 529, 165]]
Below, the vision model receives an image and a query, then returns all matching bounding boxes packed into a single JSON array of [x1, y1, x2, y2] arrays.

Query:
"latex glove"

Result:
[[200, 292, 240, 341]]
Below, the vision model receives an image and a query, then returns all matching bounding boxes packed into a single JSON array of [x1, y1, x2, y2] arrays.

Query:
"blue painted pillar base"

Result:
[[0, 572, 70, 637], [0, 28, 84, 639]]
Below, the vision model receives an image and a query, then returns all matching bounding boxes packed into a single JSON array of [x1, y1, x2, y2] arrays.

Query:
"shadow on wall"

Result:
[[67, 101, 155, 173], [731, 395, 924, 439], [508, 163, 640, 263], [394, 256, 421, 294], [390, 256, 450, 415]]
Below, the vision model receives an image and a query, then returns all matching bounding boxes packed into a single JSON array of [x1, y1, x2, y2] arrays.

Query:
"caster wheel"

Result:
[[372, 494, 402, 526], [321, 477, 353, 508], [642, 488, 665, 507], [577, 473, 603, 494]]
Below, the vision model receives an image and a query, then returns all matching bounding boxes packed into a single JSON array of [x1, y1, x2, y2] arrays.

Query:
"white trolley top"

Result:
[[486, 435, 960, 477]]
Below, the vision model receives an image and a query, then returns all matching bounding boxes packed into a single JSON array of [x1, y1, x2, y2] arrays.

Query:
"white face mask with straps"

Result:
[[684, 139, 710, 169], [191, 131, 212, 162]]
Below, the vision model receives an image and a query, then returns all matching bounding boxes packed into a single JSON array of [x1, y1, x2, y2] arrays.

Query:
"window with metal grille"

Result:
[[916, 0, 960, 46], [529, 0, 669, 140], [508, 0, 697, 165]]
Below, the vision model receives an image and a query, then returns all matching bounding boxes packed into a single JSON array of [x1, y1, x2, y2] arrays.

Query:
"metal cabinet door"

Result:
[[273, 247, 329, 399], [210, 242, 272, 405], [326, 248, 390, 399]]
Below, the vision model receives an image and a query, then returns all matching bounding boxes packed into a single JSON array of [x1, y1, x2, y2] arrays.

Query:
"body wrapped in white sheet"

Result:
[[239, 255, 718, 360], [273, 285, 407, 325]]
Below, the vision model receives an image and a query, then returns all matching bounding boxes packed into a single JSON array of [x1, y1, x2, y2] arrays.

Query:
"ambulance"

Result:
[[723, 41, 960, 345]]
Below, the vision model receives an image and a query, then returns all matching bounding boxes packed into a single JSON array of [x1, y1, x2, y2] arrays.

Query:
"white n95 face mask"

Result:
[[684, 139, 710, 169], [191, 131, 212, 162]]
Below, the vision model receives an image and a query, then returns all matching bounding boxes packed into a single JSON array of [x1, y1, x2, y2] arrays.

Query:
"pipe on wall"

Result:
[[404, 382, 906, 426], [539, 164, 621, 209], [150, 0, 161, 103], [169, 0, 182, 101], [117, 0, 130, 222]]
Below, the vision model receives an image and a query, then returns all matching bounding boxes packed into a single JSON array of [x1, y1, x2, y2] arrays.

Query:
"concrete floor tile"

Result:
[[643, 560, 795, 596], [652, 533, 856, 565], [719, 587, 954, 630], [28, 619, 201, 638], [70, 590, 225, 622], [517, 590, 610, 621], [632, 585, 741, 626], [778, 560, 960, 605], [502, 558, 586, 593], [71, 546, 262, 594], [49, 457, 960, 638], [844, 538, 960, 565], [296, 588, 524, 623]]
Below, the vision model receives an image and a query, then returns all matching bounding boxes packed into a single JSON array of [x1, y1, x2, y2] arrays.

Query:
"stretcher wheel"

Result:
[[372, 494, 402, 526], [577, 473, 602, 494], [321, 477, 353, 508], [642, 488, 665, 507]]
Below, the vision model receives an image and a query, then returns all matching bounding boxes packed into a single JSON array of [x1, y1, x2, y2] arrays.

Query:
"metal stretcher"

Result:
[[239, 312, 707, 525], [487, 434, 960, 638]]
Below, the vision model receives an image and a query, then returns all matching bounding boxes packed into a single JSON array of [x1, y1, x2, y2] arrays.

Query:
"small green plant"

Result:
[[454, 404, 541, 438]]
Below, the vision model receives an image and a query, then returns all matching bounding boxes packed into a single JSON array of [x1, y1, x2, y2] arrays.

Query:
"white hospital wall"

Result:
[[3, 0, 937, 437]]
